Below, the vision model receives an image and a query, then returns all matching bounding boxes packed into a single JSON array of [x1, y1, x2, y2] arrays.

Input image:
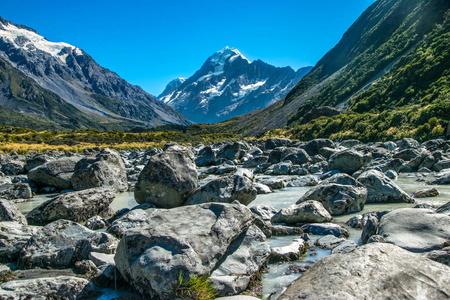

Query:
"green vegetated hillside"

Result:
[[283, 0, 450, 142], [191, 0, 450, 141]]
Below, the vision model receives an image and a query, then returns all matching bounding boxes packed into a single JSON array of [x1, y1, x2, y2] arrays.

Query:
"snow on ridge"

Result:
[[0, 22, 82, 63], [237, 80, 267, 99]]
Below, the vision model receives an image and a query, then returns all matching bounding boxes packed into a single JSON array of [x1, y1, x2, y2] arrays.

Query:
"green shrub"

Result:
[[172, 271, 217, 300]]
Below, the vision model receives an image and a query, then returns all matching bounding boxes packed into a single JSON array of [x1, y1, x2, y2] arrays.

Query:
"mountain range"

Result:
[[158, 47, 312, 124], [199, 0, 450, 141], [0, 17, 191, 131]]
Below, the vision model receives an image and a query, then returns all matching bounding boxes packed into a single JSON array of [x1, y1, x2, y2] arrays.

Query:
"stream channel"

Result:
[[16, 172, 450, 299]]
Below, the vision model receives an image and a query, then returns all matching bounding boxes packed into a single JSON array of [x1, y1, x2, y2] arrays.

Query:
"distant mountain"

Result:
[[0, 17, 191, 130], [159, 47, 312, 123], [198, 0, 450, 141]]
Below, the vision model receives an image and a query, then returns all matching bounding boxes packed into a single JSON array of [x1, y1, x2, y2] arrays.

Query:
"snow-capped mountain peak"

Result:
[[159, 47, 313, 123], [0, 19, 83, 63]]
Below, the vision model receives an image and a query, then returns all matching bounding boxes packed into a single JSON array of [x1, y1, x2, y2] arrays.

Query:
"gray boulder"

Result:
[[1, 160, 25, 176], [301, 223, 349, 238], [314, 235, 346, 250], [186, 174, 257, 206], [72, 148, 128, 192], [269, 238, 308, 263], [243, 156, 268, 168], [269, 161, 292, 175], [210, 225, 270, 296], [431, 169, 450, 185], [217, 142, 245, 160], [195, 146, 216, 167], [0, 183, 32, 200], [413, 188, 439, 198], [425, 247, 450, 266], [378, 208, 450, 253], [327, 149, 372, 175], [18, 220, 118, 269], [331, 240, 358, 254], [278, 243, 450, 300], [26, 188, 115, 225], [296, 183, 367, 215], [302, 139, 334, 156], [28, 156, 81, 190], [135, 145, 198, 208], [114, 203, 255, 299], [0, 276, 99, 299], [357, 170, 413, 203], [281, 148, 311, 165], [433, 159, 450, 172], [250, 205, 278, 221], [271, 201, 332, 224], [397, 138, 420, 150], [0, 199, 26, 225], [0, 222, 40, 263], [265, 138, 291, 150]]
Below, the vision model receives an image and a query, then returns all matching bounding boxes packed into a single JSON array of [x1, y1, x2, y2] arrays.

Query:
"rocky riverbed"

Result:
[[0, 137, 449, 299]]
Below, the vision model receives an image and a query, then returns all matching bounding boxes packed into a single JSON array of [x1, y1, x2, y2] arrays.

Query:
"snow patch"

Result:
[[238, 80, 267, 99], [0, 23, 82, 63]]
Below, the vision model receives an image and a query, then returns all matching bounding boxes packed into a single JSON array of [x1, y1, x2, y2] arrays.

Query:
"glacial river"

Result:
[[16, 172, 450, 299]]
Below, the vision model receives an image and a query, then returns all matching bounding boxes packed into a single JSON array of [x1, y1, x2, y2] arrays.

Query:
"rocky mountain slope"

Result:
[[198, 0, 450, 140], [0, 17, 191, 130], [159, 47, 311, 123]]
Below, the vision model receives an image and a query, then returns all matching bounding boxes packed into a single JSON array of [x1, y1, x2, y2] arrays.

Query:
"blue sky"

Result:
[[1, 0, 375, 96]]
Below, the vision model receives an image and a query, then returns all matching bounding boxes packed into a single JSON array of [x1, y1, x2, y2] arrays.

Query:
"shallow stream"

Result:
[[16, 172, 450, 299]]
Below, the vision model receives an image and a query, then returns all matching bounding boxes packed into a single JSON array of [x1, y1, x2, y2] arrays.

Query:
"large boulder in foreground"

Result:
[[134, 145, 198, 208], [18, 220, 118, 269], [72, 148, 128, 192], [296, 184, 366, 215], [278, 243, 450, 300], [271, 200, 332, 224], [0, 276, 99, 299], [185, 174, 257, 206], [114, 203, 262, 299], [27, 156, 81, 190], [327, 149, 372, 174], [357, 170, 413, 203], [378, 208, 450, 253], [26, 188, 116, 225]]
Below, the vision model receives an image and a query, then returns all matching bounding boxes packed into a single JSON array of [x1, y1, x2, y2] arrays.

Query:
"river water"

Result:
[[16, 172, 450, 299]]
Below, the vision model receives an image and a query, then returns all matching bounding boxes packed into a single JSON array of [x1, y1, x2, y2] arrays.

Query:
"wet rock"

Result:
[[431, 169, 450, 185], [28, 156, 81, 190], [210, 225, 270, 296], [296, 183, 367, 215], [424, 247, 450, 266], [114, 203, 255, 299], [413, 188, 439, 198], [357, 170, 413, 203], [269, 238, 308, 263], [0, 199, 27, 225], [256, 177, 286, 190], [0, 222, 40, 263], [378, 208, 450, 253], [271, 201, 332, 224], [18, 220, 118, 269], [253, 182, 272, 194], [0, 276, 99, 299], [278, 243, 450, 300], [384, 170, 398, 180], [328, 149, 372, 175], [186, 174, 257, 206], [72, 148, 128, 192], [315, 235, 346, 250], [26, 188, 116, 225], [300, 223, 349, 238], [135, 145, 198, 208]]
